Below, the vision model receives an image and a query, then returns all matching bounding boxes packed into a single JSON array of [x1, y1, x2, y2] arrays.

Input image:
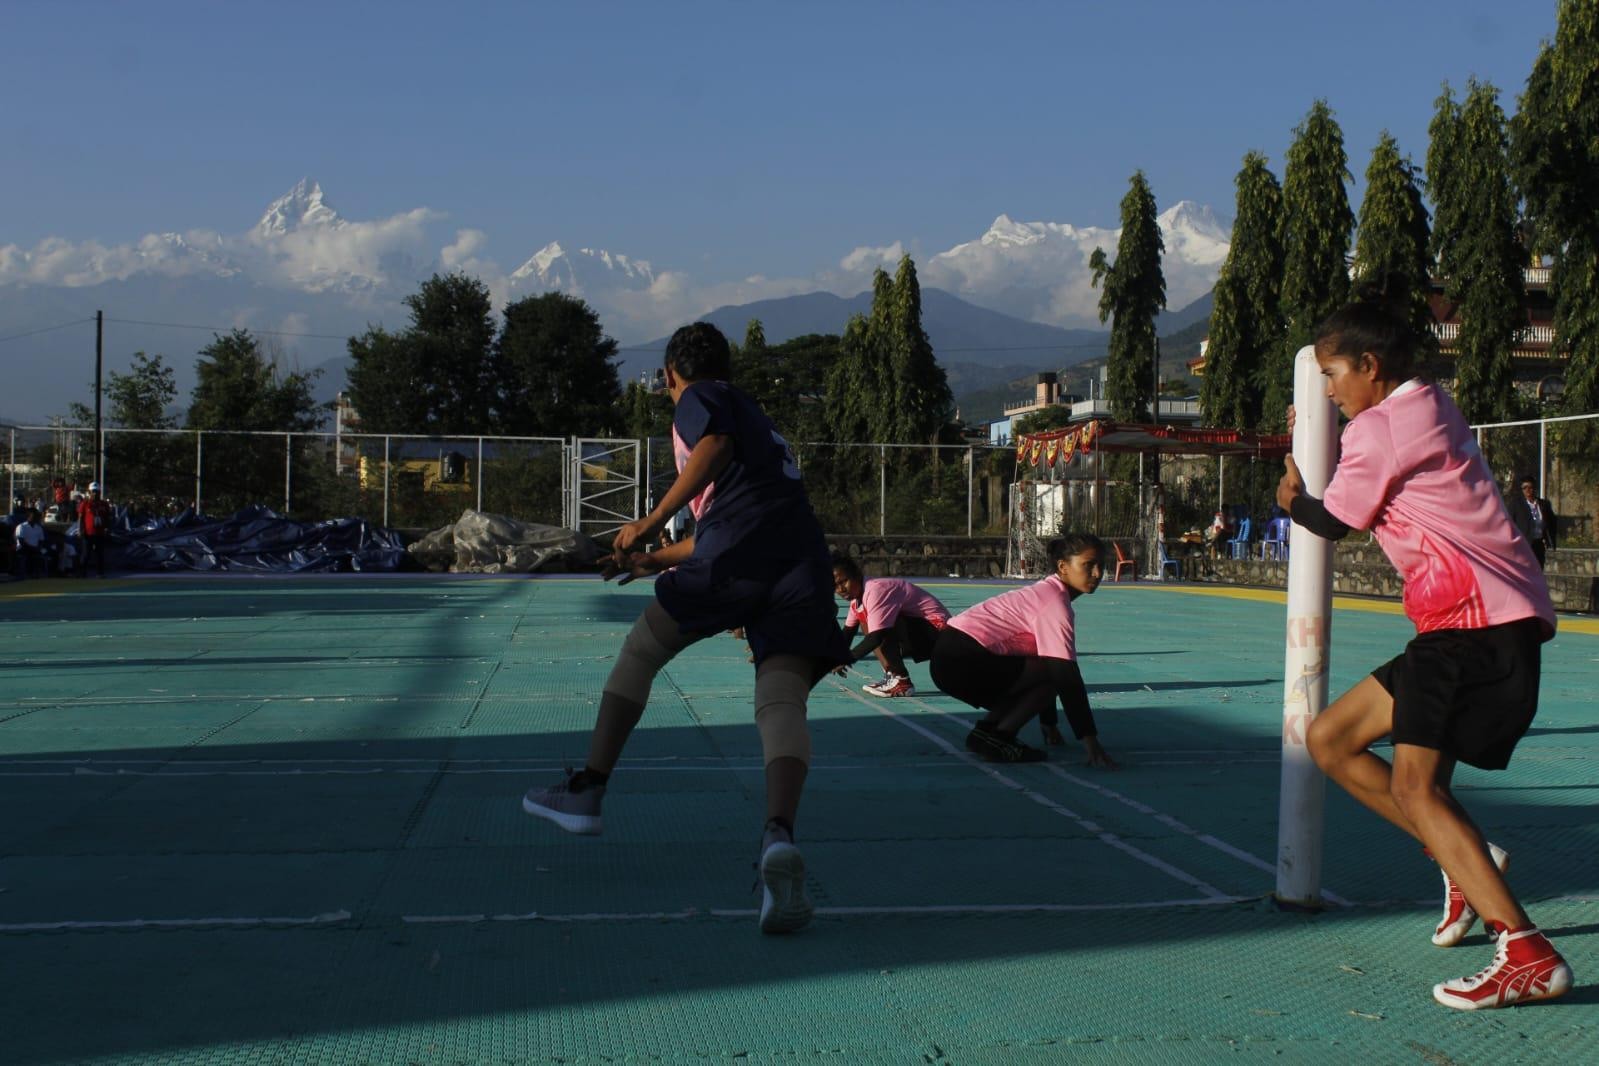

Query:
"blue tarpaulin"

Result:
[[115, 505, 409, 572]]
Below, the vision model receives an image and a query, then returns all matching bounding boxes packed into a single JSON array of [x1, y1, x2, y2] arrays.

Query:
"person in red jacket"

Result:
[[77, 482, 112, 578]]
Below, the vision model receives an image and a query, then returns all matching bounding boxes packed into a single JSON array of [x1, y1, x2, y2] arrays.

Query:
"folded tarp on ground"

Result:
[[117, 505, 409, 572], [409, 510, 600, 573]]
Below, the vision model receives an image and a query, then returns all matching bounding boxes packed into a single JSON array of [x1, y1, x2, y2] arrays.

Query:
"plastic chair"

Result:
[[1111, 541, 1137, 582], [1158, 541, 1182, 581], [1260, 518, 1289, 561], [1228, 517, 1253, 560]]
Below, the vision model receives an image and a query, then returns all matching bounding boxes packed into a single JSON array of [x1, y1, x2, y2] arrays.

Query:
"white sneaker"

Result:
[[1433, 843, 1509, 947], [757, 831, 813, 935], [861, 673, 894, 694]]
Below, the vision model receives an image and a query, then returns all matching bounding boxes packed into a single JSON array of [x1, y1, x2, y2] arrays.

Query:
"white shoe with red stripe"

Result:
[[1433, 926, 1573, 1010], [1433, 842, 1510, 947], [866, 675, 914, 698]]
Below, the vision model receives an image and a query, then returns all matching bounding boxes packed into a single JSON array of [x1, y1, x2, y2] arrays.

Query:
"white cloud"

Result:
[[837, 241, 905, 275]]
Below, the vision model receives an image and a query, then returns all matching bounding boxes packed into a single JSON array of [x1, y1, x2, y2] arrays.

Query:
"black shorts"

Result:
[[1372, 617, 1543, 770], [892, 615, 945, 663], [654, 548, 849, 671], [929, 627, 1023, 711]]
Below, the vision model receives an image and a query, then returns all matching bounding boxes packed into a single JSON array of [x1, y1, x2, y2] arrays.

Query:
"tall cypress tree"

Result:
[[1090, 171, 1166, 422], [1270, 100, 1354, 429], [1352, 132, 1437, 362], [887, 255, 951, 443], [1428, 81, 1524, 424], [1513, 0, 1599, 450], [823, 312, 877, 444], [1201, 152, 1283, 429]]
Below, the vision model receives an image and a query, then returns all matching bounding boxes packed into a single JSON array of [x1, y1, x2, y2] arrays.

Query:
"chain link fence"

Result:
[[8, 415, 1595, 546]]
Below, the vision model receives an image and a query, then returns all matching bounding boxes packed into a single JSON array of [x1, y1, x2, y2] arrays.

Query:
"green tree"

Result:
[[186, 330, 323, 512], [1090, 171, 1166, 422], [1270, 100, 1354, 428], [1201, 152, 1284, 429], [1352, 132, 1437, 362], [1428, 81, 1525, 424], [345, 273, 496, 435], [494, 291, 622, 437], [100, 353, 185, 508], [622, 379, 674, 440], [887, 255, 953, 443], [1513, 1, 1599, 451]]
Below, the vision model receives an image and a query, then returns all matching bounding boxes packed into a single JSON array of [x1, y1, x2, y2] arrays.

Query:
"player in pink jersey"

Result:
[[1277, 297, 1571, 1010], [830, 553, 951, 698], [927, 533, 1116, 767]]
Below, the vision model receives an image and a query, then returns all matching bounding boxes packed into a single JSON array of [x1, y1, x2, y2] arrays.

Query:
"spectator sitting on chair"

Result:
[[1203, 511, 1226, 558], [14, 508, 46, 579], [1508, 476, 1555, 569]]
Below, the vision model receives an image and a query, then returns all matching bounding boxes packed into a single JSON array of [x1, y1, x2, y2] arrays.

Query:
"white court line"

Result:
[[0, 910, 351, 932], [829, 681, 1231, 901], [1040, 764, 1355, 909], [402, 910, 701, 925], [837, 684, 1349, 907], [0, 761, 966, 779]]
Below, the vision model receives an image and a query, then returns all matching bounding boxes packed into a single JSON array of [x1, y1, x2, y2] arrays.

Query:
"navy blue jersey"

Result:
[[671, 381, 812, 563], [656, 380, 847, 669]]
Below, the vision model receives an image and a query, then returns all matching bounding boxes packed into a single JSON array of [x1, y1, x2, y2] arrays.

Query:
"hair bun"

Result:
[[1350, 277, 1408, 315]]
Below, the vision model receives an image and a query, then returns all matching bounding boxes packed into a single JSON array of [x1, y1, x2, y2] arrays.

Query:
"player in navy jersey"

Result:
[[522, 322, 848, 934]]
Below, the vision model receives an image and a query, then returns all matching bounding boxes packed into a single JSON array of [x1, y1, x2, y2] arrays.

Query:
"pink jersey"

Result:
[[846, 599, 867, 629], [859, 578, 950, 633], [1322, 380, 1555, 637], [670, 424, 716, 521], [949, 575, 1076, 659]]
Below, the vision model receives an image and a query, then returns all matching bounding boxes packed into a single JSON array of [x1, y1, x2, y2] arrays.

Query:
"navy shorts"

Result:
[[655, 548, 849, 672], [1372, 617, 1543, 770]]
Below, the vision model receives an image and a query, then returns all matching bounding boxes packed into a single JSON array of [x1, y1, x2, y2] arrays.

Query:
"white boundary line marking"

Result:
[[829, 681, 1231, 901], [0, 910, 352, 932], [838, 681, 1362, 907]]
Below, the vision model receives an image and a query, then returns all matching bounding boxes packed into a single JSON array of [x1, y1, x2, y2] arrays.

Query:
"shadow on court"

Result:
[[1, 577, 1595, 1064]]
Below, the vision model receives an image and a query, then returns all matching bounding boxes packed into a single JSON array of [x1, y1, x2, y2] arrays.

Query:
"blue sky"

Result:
[[1, 0, 1560, 282]]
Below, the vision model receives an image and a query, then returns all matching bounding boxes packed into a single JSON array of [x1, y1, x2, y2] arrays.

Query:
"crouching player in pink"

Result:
[[830, 553, 951, 698], [1278, 297, 1572, 1010], [928, 534, 1115, 767]]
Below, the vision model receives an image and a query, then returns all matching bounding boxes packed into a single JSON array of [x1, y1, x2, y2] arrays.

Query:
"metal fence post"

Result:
[[383, 435, 391, 528], [283, 433, 292, 514], [1539, 423, 1547, 498], [879, 444, 887, 536], [476, 437, 484, 513], [966, 446, 974, 538], [8, 429, 14, 507], [195, 431, 203, 514]]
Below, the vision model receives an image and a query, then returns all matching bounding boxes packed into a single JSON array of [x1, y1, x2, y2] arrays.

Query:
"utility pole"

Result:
[[95, 310, 104, 486]]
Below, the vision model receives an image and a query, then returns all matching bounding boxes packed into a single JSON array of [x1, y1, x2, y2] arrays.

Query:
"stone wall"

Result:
[[1185, 543, 1599, 615], [826, 536, 1009, 578]]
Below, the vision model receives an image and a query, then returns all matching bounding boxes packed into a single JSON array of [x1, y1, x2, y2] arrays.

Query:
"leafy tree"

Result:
[[622, 380, 674, 440], [1428, 81, 1524, 424], [345, 272, 496, 434], [1352, 132, 1437, 363], [887, 256, 953, 443], [494, 291, 622, 437], [100, 353, 185, 508], [1270, 100, 1354, 428], [186, 330, 323, 512], [1513, 1, 1599, 452], [1090, 171, 1166, 422], [106, 353, 179, 429], [1201, 152, 1283, 429]]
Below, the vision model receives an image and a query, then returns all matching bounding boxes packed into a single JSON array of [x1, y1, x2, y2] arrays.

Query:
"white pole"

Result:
[[1538, 422, 1547, 498], [476, 437, 484, 513], [283, 433, 292, 514], [194, 431, 203, 514], [382, 436, 391, 528], [879, 444, 886, 536], [1276, 344, 1338, 908], [966, 446, 974, 538]]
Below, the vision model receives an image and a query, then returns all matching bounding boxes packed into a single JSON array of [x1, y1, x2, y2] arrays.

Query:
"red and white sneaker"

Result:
[[1433, 842, 1510, 947], [866, 675, 915, 698], [1433, 926, 1573, 1010]]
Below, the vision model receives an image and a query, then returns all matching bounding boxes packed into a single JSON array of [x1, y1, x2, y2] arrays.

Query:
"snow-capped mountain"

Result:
[[509, 241, 655, 292], [254, 179, 347, 239], [921, 200, 1230, 329]]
